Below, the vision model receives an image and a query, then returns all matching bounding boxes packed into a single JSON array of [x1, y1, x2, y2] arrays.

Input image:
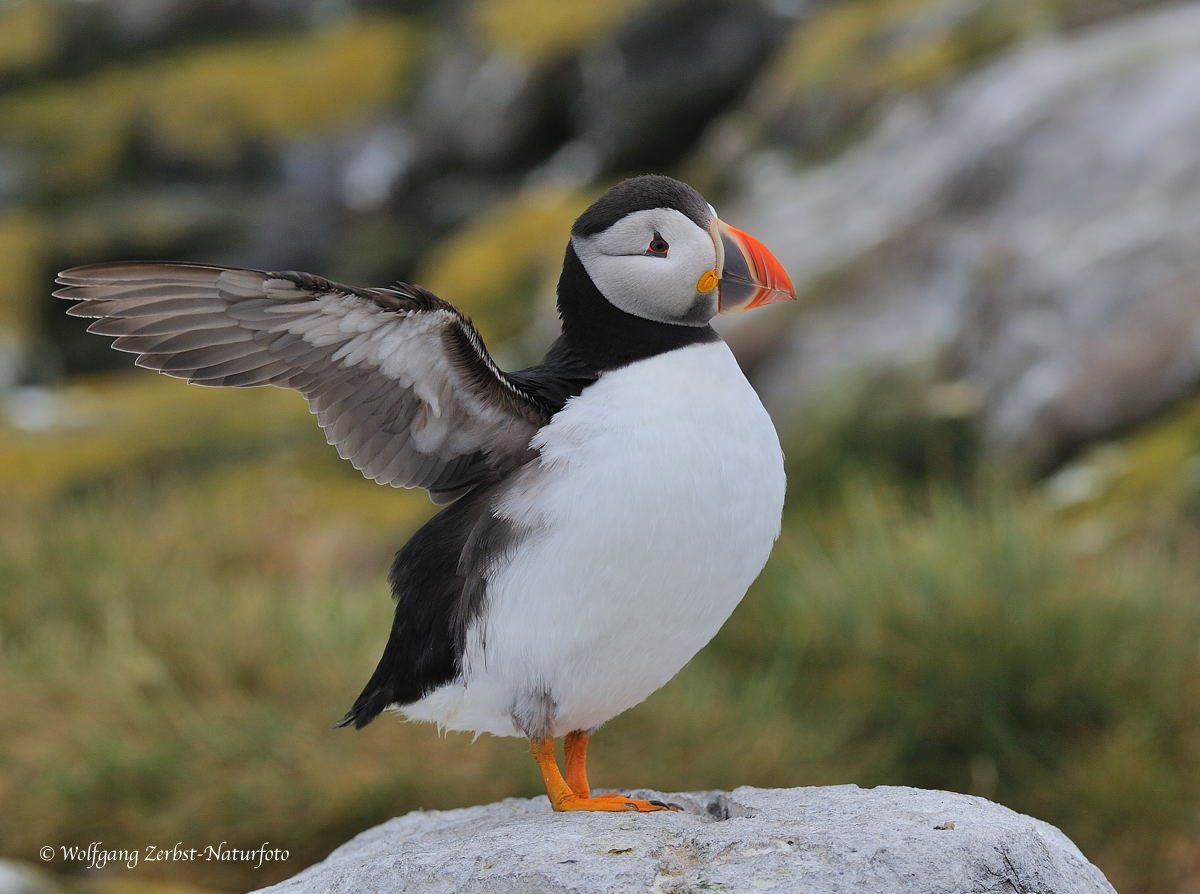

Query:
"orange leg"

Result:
[[530, 737, 678, 813], [564, 730, 591, 797]]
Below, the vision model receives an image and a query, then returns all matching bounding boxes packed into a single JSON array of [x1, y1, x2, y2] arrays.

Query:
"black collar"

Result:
[[555, 243, 718, 371], [508, 244, 719, 415]]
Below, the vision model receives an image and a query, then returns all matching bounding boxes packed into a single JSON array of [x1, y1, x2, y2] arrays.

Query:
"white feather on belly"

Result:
[[402, 340, 785, 737]]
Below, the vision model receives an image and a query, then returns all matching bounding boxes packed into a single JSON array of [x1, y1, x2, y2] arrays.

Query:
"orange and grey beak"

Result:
[[709, 219, 796, 314]]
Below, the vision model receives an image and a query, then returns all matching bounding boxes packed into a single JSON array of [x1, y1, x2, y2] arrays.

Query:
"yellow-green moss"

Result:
[[0, 209, 49, 339], [0, 0, 57, 77], [52, 191, 242, 260], [0, 16, 421, 192], [767, 0, 935, 93], [145, 18, 419, 166], [470, 0, 651, 65], [861, 32, 968, 92], [1, 374, 291, 496], [766, 0, 1071, 109], [0, 372, 429, 531], [415, 184, 596, 343], [1049, 393, 1200, 528]]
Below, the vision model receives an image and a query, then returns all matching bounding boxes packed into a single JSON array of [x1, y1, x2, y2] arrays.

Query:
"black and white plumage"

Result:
[[56, 175, 796, 812]]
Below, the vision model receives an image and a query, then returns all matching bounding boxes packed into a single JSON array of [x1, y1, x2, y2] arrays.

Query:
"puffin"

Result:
[[54, 175, 795, 813]]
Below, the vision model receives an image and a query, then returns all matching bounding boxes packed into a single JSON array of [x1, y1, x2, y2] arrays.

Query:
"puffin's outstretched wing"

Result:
[[55, 262, 548, 502]]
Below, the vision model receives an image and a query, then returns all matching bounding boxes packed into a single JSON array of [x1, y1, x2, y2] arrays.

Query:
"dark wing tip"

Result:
[[54, 262, 253, 290]]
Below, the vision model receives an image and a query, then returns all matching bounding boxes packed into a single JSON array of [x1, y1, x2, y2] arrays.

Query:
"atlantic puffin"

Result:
[[55, 175, 795, 812]]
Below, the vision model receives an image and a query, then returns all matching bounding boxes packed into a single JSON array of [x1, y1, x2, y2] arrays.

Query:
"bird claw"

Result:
[[648, 799, 683, 811], [554, 792, 680, 812], [595, 793, 682, 812]]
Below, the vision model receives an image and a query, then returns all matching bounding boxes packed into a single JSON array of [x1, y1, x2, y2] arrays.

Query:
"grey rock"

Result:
[[724, 3, 1200, 469], [409, 26, 578, 178], [52, 0, 323, 71], [573, 0, 784, 174], [252, 785, 1114, 894], [245, 141, 349, 272], [0, 860, 63, 894]]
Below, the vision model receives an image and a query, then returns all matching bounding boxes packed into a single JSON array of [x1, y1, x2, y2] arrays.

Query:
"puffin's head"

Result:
[[570, 175, 795, 327]]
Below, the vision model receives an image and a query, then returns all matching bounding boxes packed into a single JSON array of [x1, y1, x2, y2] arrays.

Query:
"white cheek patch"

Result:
[[573, 208, 719, 326]]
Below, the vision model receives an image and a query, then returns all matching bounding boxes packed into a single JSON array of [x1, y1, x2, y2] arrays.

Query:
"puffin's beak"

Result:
[[710, 219, 796, 314]]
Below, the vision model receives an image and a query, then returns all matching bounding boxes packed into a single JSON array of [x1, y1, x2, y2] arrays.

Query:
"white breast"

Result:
[[402, 340, 785, 737]]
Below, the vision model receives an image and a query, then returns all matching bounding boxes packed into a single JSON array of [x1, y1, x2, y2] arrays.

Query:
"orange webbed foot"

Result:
[[552, 792, 679, 812], [531, 735, 682, 813], [585, 792, 682, 812]]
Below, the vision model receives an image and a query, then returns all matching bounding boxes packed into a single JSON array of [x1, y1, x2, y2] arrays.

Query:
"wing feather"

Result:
[[56, 262, 547, 500]]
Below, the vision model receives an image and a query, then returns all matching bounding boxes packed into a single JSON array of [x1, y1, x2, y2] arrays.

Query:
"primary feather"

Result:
[[55, 262, 547, 503]]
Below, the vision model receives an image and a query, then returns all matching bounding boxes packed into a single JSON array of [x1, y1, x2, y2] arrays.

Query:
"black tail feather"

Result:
[[337, 490, 489, 732], [335, 682, 395, 730]]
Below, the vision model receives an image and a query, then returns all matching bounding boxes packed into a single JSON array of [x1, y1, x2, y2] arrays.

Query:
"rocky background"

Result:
[[1, 1, 1198, 892]]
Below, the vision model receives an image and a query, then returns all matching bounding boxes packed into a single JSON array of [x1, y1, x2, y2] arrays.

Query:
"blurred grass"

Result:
[[2, 373, 1198, 891], [0, 376, 523, 890], [740, 481, 1199, 894]]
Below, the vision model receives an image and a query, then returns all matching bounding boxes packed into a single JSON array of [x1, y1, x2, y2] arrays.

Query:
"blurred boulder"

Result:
[[573, 0, 785, 173], [409, 31, 575, 176], [0, 860, 61, 894], [17, 0, 341, 84], [725, 2, 1200, 470], [703, 0, 1175, 173], [254, 785, 1114, 893], [406, 0, 789, 189]]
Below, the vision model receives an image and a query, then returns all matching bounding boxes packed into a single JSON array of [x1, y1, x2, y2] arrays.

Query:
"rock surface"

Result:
[[253, 785, 1114, 894], [727, 2, 1200, 469]]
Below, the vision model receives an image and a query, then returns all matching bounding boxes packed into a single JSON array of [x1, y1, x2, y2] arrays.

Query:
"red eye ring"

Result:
[[645, 232, 669, 256]]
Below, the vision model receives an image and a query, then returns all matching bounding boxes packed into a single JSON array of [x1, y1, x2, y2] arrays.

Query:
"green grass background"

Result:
[[2, 373, 1198, 893]]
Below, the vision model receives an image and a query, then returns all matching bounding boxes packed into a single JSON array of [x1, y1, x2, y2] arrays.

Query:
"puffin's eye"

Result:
[[645, 232, 669, 257]]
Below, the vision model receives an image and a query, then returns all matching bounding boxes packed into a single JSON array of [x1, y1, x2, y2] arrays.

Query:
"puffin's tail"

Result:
[[336, 625, 408, 729], [335, 594, 458, 731], [338, 509, 467, 731], [336, 675, 394, 730]]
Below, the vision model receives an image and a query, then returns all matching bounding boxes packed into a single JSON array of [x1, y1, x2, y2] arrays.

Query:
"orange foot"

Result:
[[531, 735, 682, 813], [554, 793, 678, 812]]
